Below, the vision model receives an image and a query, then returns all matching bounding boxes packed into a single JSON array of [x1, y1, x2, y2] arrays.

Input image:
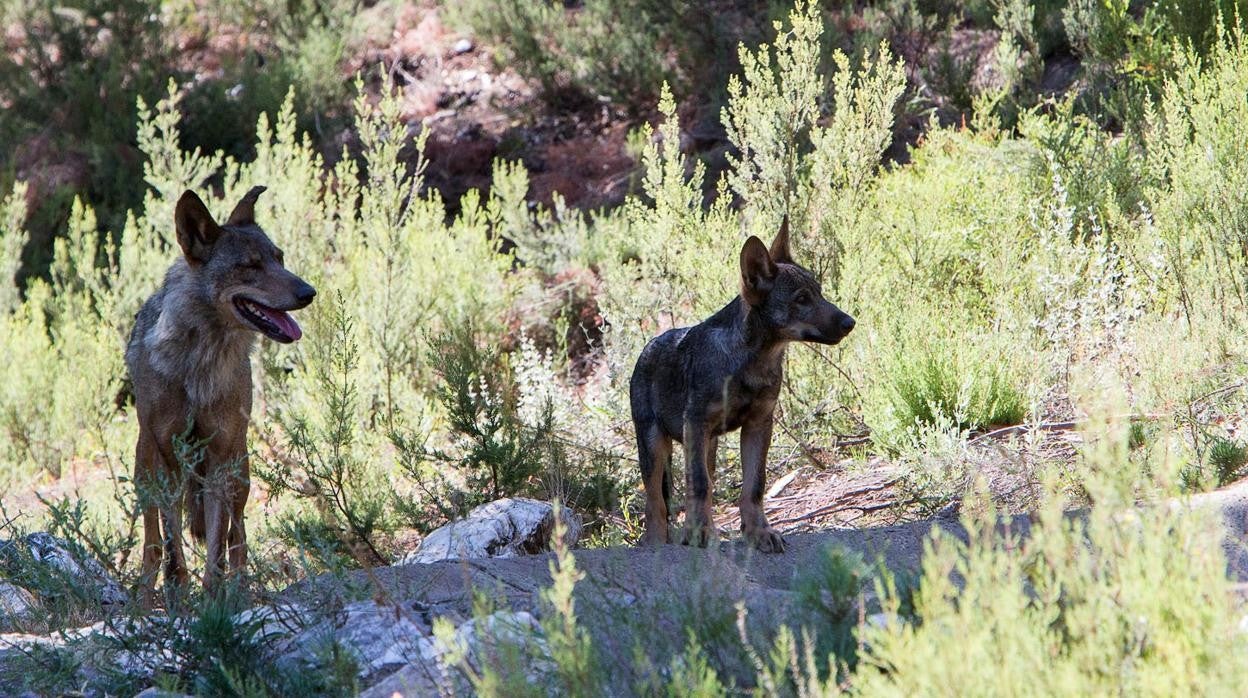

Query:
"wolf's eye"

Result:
[[795, 290, 811, 305], [245, 258, 263, 270]]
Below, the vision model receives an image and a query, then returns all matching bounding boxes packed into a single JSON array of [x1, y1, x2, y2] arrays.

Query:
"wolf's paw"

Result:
[[680, 522, 718, 548], [745, 526, 786, 553]]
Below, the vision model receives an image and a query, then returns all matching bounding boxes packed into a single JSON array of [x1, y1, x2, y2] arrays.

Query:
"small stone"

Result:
[[133, 688, 194, 698], [23, 532, 128, 606], [452, 38, 473, 55], [0, 582, 37, 626]]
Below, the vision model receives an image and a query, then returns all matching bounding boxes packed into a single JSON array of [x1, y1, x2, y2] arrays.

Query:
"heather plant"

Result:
[[0, 0, 173, 234], [256, 293, 393, 568], [0, 183, 27, 313]]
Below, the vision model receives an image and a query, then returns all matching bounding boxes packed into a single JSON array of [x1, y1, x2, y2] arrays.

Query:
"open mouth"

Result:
[[233, 296, 303, 343]]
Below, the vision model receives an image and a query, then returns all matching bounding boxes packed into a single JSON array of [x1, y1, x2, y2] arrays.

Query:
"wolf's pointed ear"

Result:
[[740, 235, 777, 306], [769, 215, 793, 264], [175, 190, 222, 265], [226, 185, 267, 227]]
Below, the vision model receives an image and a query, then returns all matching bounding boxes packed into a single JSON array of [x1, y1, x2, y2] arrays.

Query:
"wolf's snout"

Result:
[[294, 282, 316, 308], [839, 314, 856, 333]]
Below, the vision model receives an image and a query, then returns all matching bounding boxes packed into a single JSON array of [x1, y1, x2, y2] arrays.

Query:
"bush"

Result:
[[855, 426, 1248, 695], [0, 0, 173, 235], [884, 329, 1028, 434], [448, 0, 721, 107], [391, 323, 561, 528], [256, 293, 393, 568]]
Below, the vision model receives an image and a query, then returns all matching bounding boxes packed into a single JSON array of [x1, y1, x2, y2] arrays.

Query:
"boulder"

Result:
[[280, 600, 435, 682], [402, 498, 581, 564], [133, 688, 194, 698]]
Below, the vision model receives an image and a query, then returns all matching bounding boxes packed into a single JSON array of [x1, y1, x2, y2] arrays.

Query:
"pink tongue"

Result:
[[260, 306, 302, 341]]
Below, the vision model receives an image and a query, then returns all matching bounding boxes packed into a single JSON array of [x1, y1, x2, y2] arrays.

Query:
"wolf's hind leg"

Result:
[[638, 423, 673, 545]]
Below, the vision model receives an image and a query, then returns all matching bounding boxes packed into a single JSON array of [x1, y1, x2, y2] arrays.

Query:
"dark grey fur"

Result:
[[630, 220, 855, 552]]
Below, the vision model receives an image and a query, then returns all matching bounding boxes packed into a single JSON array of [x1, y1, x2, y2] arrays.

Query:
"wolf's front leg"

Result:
[[681, 417, 717, 547], [134, 429, 164, 607], [740, 417, 785, 553], [227, 454, 250, 575]]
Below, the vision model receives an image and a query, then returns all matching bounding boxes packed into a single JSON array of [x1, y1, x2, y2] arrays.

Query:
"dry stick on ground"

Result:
[[1190, 380, 1245, 407], [719, 477, 901, 529], [967, 413, 1169, 445], [771, 501, 897, 528], [775, 414, 829, 472], [1183, 381, 1247, 462]]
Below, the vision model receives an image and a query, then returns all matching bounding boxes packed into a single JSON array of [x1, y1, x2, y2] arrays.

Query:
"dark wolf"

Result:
[[629, 219, 855, 552], [126, 186, 315, 595]]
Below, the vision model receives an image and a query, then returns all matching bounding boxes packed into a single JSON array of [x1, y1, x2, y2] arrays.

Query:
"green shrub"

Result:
[[0, 0, 173, 235], [257, 293, 393, 568], [1209, 437, 1248, 485], [390, 323, 560, 528], [448, 0, 715, 106], [886, 331, 1028, 433], [855, 427, 1248, 695]]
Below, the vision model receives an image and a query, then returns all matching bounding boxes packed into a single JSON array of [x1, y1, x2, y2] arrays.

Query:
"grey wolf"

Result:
[[629, 219, 855, 552], [126, 186, 315, 595]]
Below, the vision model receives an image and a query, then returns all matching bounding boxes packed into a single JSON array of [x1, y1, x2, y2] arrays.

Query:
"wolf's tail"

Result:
[[187, 460, 206, 541]]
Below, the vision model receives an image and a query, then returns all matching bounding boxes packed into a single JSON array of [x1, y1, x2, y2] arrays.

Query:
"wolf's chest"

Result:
[[704, 371, 781, 436], [147, 329, 255, 409]]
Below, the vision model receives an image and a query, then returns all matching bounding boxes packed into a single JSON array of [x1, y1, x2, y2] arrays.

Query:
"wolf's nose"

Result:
[[296, 285, 317, 305], [839, 314, 856, 332]]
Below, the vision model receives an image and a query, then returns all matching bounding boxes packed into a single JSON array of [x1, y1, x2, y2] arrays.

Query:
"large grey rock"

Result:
[[22, 533, 128, 606], [133, 688, 193, 698], [402, 498, 582, 564]]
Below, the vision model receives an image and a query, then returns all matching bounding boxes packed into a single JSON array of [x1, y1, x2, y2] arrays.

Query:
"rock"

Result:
[[866, 612, 899, 630], [401, 498, 581, 564], [452, 38, 473, 55], [276, 596, 551, 695], [0, 582, 37, 628], [133, 688, 194, 698], [285, 600, 434, 682], [357, 660, 442, 697], [22, 533, 128, 606], [456, 610, 552, 673], [234, 603, 308, 644], [355, 610, 552, 698]]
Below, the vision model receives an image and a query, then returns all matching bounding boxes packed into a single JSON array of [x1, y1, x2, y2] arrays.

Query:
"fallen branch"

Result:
[[969, 413, 1168, 445], [772, 501, 896, 527]]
